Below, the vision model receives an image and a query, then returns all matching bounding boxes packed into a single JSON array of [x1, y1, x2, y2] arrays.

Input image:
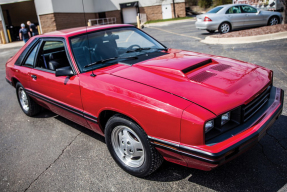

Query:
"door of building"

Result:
[[122, 7, 137, 24], [162, 4, 172, 19]]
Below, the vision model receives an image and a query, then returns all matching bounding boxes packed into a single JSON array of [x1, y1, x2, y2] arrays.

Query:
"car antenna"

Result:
[[82, 0, 95, 77]]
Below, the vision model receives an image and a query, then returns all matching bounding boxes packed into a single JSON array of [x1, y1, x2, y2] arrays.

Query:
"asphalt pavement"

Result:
[[1, 21, 287, 192]]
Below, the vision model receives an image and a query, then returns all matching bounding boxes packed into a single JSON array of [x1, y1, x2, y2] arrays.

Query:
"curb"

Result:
[[144, 18, 195, 27], [201, 31, 287, 44]]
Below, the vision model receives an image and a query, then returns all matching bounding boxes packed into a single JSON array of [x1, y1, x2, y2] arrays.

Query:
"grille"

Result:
[[242, 86, 271, 122], [210, 64, 231, 71], [189, 71, 216, 82]]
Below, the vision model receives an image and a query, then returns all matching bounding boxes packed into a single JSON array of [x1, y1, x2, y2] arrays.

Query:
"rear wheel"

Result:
[[16, 82, 41, 116], [207, 30, 215, 33], [219, 22, 231, 34], [268, 16, 279, 26], [105, 114, 163, 177]]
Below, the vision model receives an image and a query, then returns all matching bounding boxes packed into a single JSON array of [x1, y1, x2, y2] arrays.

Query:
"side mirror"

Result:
[[55, 66, 74, 77]]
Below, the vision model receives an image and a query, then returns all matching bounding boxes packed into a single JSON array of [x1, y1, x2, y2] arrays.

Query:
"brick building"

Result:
[[0, 0, 186, 44]]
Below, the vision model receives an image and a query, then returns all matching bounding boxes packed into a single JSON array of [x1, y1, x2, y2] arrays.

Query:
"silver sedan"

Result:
[[195, 4, 283, 33]]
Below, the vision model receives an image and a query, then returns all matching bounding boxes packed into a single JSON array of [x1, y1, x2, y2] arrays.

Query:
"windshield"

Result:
[[207, 7, 223, 13], [70, 27, 165, 72]]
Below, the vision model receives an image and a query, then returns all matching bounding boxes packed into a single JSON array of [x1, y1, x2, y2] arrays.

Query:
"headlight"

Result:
[[221, 112, 230, 125], [205, 120, 214, 133]]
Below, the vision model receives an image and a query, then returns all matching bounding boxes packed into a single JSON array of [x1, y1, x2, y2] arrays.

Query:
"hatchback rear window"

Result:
[[207, 7, 223, 13]]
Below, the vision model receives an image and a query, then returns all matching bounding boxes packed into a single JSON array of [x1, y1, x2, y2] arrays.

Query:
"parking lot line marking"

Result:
[[149, 27, 202, 40]]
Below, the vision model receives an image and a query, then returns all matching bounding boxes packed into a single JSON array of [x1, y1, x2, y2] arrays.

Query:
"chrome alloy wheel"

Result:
[[270, 17, 278, 25], [111, 125, 145, 168], [18, 87, 29, 112], [221, 23, 230, 33]]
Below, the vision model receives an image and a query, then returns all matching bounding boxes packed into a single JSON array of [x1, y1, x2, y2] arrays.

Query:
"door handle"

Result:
[[31, 75, 37, 80]]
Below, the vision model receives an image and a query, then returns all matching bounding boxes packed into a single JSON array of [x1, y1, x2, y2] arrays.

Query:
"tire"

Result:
[[268, 16, 279, 26], [207, 30, 215, 33], [219, 22, 231, 34], [105, 114, 163, 177], [16, 82, 41, 117]]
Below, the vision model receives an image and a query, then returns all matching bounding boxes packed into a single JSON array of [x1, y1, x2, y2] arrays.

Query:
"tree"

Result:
[[280, 0, 287, 24], [198, 0, 213, 8], [213, 0, 232, 6]]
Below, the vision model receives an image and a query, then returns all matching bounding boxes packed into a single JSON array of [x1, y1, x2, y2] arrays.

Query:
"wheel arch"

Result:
[[11, 77, 20, 88], [267, 15, 281, 25], [218, 21, 232, 31], [97, 108, 144, 135]]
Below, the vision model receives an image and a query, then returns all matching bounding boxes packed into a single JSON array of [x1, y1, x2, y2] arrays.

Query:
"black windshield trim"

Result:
[[69, 26, 168, 74]]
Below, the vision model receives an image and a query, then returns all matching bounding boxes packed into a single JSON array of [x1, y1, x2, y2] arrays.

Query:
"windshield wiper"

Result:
[[84, 56, 138, 68], [84, 57, 118, 68], [126, 47, 151, 53], [156, 47, 168, 51]]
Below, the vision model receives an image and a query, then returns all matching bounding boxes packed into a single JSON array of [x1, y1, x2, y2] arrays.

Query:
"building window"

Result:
[[98, 12, 106, 18]]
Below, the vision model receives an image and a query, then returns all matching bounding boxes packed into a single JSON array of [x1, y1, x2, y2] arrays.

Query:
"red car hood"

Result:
[[112, 49, 271, 115]]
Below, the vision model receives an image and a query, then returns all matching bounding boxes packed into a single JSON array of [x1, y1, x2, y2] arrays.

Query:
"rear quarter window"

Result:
[[15, 39, 38, 66], [207, 7, 223, 13]]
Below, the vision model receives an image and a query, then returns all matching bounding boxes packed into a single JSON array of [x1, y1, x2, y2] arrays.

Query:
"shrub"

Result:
[[198, 0, 213, 8]]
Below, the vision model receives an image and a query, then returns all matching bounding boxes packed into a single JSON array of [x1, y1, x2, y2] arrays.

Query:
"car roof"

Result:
[[41, 24, 134, 38], [217, 4, 255, 7]]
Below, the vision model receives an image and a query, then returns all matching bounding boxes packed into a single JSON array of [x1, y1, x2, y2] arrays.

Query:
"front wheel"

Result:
[[219, 22, 231, 34], [268, 16, 279, 26], [105, 115, 163, 177]]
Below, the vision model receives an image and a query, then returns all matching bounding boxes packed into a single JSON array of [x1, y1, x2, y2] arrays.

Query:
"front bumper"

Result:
[[150, 87, 284, 171]]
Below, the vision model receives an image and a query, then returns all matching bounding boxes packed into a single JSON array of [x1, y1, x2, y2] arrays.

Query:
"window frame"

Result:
[[69, 26, 168, 74], [33, 37, 77, 75]]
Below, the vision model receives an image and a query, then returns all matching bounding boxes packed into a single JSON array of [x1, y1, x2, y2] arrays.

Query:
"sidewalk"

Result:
[[0, 41, 24, 50], [144, 18, 195, 27]]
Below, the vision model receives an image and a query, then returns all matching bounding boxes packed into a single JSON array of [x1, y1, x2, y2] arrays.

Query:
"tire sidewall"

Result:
[[219, 22, 231, 34], [268, 16, 278, 26], [16, 82, 32, 116], [105, 116, 152, 177]]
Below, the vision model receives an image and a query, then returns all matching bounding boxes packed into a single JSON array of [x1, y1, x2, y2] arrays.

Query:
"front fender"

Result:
[[181, 103, 216, 146]]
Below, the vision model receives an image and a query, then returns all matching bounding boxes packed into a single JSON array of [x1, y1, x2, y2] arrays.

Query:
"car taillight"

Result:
[[204, 17, 212, 22]]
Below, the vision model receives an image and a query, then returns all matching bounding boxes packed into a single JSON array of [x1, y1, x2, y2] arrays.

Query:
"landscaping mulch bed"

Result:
[[213, 24, 287, 38]]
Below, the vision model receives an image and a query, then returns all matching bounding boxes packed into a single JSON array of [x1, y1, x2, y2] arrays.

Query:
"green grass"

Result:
[[145, 17, 194, 24]]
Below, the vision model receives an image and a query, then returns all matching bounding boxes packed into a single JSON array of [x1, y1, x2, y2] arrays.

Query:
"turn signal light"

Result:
[[204, 17, 212, 22]]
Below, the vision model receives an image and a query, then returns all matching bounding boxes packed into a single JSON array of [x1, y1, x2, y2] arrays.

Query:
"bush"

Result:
[[186, 0, 198, 6], [198, 0, 213, 8], [213, 0, 232, 6]]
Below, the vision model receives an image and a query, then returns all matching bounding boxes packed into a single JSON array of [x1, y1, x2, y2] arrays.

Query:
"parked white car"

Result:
[[195, 4, 283, 34]]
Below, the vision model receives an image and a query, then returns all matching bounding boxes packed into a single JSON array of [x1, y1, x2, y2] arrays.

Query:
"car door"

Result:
[[27, 38, 88, 127], [241, 5, 265, 26], [225, 6, 247, 29]]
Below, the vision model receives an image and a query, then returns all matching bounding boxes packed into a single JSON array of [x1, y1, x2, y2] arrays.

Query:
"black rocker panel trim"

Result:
[[25, 89, 98, 123]]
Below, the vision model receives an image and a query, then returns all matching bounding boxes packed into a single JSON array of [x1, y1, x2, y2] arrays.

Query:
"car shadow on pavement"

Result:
[[33, 109, 287, 191], [34, 109, 106, 143]]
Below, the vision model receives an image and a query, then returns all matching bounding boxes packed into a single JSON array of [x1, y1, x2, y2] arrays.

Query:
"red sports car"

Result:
[[5, 24, 284, 177]]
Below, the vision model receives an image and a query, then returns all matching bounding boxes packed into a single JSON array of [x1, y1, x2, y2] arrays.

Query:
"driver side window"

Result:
[[241, 5, 257, 13], [36, 40, 70, 72]]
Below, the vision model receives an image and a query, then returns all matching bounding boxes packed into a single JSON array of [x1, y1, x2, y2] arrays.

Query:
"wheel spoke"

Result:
[[132, 149, 143, 157], [111, 126, 145, 168]]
